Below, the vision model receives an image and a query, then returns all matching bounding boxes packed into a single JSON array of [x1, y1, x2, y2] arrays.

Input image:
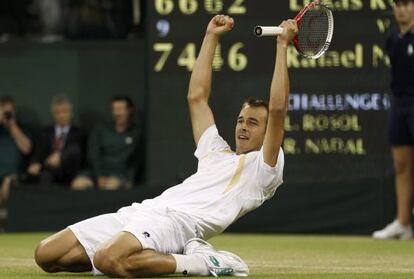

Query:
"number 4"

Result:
[[178, 43, 197, 71]]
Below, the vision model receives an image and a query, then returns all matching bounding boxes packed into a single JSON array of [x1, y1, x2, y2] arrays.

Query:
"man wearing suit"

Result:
[[27, 95, 84, 186]]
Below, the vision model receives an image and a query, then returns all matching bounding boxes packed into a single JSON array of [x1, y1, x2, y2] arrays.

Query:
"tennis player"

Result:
[[34, 15, 297, 277]]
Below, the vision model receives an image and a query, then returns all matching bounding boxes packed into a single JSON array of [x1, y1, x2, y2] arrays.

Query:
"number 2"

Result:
[[228, 0, 246, 14]]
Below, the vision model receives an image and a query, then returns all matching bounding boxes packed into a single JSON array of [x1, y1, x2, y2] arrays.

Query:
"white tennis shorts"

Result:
[[68, 204, 199, 275]]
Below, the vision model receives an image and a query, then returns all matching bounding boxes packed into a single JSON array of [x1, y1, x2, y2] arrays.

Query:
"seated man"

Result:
[[0, 96, 32, 205], [34, 16, 297, 277], [27, 95, 84, 186], [71, 95, 142, 190]]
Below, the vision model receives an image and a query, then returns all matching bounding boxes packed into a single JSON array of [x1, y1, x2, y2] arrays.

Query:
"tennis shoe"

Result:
[[372, 220, 413, 240], [183, 238, 249, 277]]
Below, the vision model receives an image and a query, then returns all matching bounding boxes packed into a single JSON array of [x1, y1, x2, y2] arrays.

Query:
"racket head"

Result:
[[293, 2, 334, 59]]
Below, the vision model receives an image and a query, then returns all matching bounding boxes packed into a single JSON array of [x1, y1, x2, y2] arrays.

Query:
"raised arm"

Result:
[[9, 122, 32, 155], [263, 20, 298, 167], [187, 15, 234, 145]]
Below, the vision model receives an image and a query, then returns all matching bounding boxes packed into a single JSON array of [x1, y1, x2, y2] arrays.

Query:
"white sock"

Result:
[[172, 254, 210, 276]]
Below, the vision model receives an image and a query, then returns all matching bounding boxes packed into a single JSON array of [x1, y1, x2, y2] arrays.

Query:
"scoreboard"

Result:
[[146, 0, 395, 187]]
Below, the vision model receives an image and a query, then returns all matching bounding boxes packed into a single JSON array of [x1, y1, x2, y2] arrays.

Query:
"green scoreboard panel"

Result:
[[146, 0, 394, 188]]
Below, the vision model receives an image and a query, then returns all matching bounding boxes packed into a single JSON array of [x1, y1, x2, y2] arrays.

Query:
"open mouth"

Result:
[[237, 135, 249, 141]]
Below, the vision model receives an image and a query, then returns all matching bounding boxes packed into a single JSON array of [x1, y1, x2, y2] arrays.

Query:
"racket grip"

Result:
[[254, 26, 283, 37]]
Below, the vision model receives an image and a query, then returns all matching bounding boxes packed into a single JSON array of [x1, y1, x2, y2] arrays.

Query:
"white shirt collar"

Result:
[[55, 125, 71, 138]]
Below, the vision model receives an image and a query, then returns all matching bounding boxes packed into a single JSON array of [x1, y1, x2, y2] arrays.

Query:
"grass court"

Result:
[[1, 233, 414, 278]]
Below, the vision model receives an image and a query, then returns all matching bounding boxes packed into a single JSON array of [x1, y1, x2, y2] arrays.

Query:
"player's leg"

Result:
[[90, 237, 248, 279], [35, 228, 92, 273], [93, 231, 176, 278], [392, 146, 414, 226], [92, 232, 239, 278], [93, 209, 215, 278]]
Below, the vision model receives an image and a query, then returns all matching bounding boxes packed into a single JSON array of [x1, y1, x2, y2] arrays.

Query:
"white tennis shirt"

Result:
[[138, 125, 284, 239]]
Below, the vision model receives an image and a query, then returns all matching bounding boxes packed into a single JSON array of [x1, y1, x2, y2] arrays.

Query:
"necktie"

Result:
[[53, 132, 66, 151]]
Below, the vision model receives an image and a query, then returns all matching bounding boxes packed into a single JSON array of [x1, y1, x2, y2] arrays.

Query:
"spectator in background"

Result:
[[27, 96, 84, 186], [0, 96, 32, 205], [72, 95, 142, 190], [373, 0, 414, 240]]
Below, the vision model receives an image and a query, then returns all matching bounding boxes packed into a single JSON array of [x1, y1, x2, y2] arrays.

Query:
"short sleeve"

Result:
[[194, 125, 231, 160], [255, 147, 284, 197]]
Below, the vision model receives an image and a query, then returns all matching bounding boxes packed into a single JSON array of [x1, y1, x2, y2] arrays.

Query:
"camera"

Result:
[[4, 111, 13, 120]]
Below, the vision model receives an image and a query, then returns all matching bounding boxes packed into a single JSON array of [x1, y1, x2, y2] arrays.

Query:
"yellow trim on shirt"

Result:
[[221, 149, 235, 154], [222, 155, 246, 194]]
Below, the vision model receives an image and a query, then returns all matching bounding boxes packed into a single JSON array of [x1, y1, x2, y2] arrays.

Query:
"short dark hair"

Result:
[[111, 95, 134, 109], [0, 96, 15, 106], [242, 97, 269, 113]]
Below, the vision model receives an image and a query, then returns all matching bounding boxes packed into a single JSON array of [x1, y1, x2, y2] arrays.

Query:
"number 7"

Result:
[[153, 43, 174, 72]]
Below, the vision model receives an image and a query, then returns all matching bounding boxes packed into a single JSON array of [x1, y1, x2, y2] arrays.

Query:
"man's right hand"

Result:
[[206, 15, 234, 36], [28, 163, 42, 176]]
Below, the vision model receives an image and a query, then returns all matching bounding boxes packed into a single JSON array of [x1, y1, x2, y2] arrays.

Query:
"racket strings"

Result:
[[297, 6, 332, 58]]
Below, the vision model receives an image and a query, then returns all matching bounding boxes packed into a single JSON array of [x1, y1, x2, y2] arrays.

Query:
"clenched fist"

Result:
[[206, 15, 235, 36]]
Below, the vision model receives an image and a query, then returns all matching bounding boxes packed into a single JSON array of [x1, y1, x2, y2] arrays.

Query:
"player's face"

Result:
[[393, 2, 414, 25], [112, 101, 130, 125], [52, 103, 72, 127], [235, 105, 268, 154]]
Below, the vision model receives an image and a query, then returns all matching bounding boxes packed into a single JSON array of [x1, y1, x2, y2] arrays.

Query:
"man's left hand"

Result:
[[277, 19, 298, 46], [46, 152, 61, 168]]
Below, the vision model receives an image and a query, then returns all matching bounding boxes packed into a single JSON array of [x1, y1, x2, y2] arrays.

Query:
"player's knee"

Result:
[[394, 160, 412, 176], [34, 241, 57, 273], [94, 249, 128, 278]]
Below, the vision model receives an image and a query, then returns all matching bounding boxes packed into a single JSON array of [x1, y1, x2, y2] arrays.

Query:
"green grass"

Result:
[[1, 233, 414, 278]]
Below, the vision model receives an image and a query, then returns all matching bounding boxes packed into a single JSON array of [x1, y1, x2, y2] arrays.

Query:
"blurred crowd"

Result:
[[0, 0, 141, 42], [0, 95, 144, 207]]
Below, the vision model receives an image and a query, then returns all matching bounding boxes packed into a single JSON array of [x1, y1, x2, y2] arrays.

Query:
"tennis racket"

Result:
[[254, 1, 334, 59]]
